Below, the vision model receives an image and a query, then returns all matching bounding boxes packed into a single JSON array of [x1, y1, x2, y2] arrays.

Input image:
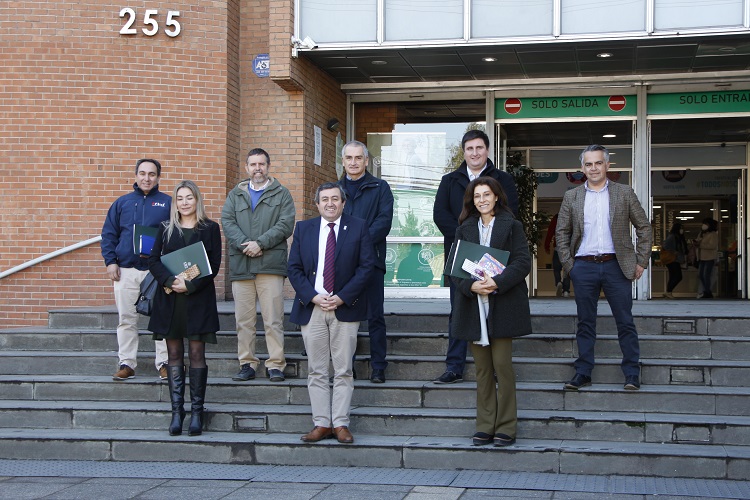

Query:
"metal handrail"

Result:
[[0, 236, 102, 279]]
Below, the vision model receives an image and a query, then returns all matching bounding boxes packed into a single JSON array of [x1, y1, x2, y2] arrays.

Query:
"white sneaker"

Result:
[[556, 282, 563, 297], [663, 292, 674, 299], [563, 292, 570, 298]]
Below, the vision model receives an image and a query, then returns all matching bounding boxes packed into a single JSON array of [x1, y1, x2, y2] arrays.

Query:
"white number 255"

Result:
[[119, 8, 181, 38]]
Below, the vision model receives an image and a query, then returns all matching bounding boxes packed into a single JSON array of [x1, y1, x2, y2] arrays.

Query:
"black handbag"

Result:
[[134, 272, 158, 316]]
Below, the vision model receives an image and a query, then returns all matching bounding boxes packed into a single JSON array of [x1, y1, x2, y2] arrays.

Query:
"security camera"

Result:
[[301, 36, 318, 49], [290, 36, 318, 58]]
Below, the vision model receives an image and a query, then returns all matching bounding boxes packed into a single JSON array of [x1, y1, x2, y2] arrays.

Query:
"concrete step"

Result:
[[2, 375, 747, 415], [2, 399, 749, 446], [2, 349, 749, 387], [45, 302, 750, 336], [3, 329, 750, 361], [0, 427, 746, 480]]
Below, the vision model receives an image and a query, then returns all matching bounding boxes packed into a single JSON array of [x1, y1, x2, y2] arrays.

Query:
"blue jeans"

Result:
[[568, 259, 640, 378], [698, 260, 715, 296]]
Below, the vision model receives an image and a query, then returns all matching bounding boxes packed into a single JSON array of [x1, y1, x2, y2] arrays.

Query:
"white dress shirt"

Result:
[[466, 164, 487, 181], [576, 181, 616, 257], [314, 217, 341, 295]]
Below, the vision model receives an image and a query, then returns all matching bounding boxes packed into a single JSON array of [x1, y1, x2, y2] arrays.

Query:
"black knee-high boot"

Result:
[[188, 366, 208, 436], [167, 365, 186, 436]]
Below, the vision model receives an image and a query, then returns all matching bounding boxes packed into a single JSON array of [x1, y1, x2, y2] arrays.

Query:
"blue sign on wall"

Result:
[[253, 54, 270, 78]]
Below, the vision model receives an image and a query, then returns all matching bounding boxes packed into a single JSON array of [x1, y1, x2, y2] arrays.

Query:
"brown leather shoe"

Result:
[[112, 365, 135, 381], [333, 426, 354, 444], [300, 426, 333, 442]]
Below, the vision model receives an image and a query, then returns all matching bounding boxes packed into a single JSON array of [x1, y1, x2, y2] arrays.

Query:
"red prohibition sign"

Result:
[[504, 98, 522, 115], [608, 95, 626, 112]]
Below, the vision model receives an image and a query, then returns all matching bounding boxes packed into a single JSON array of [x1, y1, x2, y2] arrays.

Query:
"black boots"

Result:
[[188, 366, 208, 436], [167, 365, 185, 436]]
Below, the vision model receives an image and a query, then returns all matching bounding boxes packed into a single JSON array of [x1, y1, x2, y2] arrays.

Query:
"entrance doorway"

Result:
[[353, 99, 486, 297]]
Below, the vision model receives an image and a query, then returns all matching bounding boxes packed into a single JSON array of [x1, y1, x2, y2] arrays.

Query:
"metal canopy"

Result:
[[302, 35, 750, 85]]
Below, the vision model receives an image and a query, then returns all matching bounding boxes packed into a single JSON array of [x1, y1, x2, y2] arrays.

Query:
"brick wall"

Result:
[[0, 0, 239, 327], [237, 1, 347, 299]]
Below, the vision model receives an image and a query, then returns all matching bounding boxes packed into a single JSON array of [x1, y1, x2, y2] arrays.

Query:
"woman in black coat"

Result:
[[450, 177, 532, 447], [148, 180, 221, 437]]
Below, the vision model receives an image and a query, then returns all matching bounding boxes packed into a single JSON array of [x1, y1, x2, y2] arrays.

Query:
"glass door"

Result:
[[353, 100, 486, 296]]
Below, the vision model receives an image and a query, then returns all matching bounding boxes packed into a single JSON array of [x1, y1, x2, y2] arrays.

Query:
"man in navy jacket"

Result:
[[432, 130, 519, 384], [288, 182, 374, 444], [339, 140, 394, 383], [101, 159, 170, 381]]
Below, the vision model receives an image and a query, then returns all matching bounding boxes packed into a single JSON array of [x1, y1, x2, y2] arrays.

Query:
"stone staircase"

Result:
[[0, 300, 749, 479]]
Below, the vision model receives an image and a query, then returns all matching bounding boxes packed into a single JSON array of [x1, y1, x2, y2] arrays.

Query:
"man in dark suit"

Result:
[[432, 129, 519, 384], [556, 144, 652, 391], [288, 182, 374, 444]]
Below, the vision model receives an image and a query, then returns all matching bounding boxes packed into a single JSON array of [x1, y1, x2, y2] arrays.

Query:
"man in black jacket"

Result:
[[339, 141, 394, 383], [432, 130, 519, 383]]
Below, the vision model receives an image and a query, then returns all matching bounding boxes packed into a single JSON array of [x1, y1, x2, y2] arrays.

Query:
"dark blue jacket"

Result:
[[288, 214, 374, 325], [339, 171, 394, 271], [101, 183, 171, 270], [433, 159, 519, 253]]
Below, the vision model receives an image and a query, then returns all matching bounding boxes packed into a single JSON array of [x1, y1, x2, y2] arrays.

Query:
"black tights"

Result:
[[166, 339, 206, 368]]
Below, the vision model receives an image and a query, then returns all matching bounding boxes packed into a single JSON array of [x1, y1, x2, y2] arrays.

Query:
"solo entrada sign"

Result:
[[119, 8, 181, 37]]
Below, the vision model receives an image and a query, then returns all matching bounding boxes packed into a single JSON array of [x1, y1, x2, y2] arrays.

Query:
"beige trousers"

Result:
[[113, 266, 167, 369], [301, 305, 359, 428], [232, 275, 286, 371]]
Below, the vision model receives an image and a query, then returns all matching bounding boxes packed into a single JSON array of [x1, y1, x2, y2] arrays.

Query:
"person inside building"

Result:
[[556, 145, 652, 392], [287, 182, 374, 444], [661, 222, 688, 298], [101, 158, 170, 382], [148, 180, 222, 437], [432, 129, 519, 384], [696, 217, 719, 299], [450, 177, 531, 447], [222, 148, 295, 383], [338, 140, 394, 383]]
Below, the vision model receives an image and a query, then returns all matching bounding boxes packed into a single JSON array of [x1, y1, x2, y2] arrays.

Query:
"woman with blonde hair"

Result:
[[148, 180, 222, 436]]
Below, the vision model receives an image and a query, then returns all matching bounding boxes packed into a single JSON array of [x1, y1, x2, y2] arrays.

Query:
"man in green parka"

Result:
[[222, 148, 296, 382]]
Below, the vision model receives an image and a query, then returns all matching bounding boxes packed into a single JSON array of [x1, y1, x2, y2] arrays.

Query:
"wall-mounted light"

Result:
[[327, 118, 340, 132], [597, 52, 613, 58]]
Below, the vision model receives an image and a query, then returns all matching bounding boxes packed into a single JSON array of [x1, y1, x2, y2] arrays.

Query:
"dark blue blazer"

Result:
[[288, 214, 374, 325]]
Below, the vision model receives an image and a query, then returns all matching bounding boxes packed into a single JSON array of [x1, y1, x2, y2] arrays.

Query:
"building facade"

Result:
[[1, 1, 748, 327]]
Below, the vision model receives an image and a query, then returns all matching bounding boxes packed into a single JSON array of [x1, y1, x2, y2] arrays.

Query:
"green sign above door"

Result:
[[495, 95, 637, 119], [648, 90, 750, 115]]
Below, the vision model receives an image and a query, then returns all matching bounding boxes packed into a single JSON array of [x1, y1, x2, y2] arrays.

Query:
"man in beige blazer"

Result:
[[556, 145, 652, 391]]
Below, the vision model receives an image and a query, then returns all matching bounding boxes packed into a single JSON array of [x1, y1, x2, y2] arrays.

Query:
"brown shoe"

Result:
[[333, 426, 354, 444], [300, 426, 333, 442], [158, 365, 168, 380], [113, 365, 135, 381]]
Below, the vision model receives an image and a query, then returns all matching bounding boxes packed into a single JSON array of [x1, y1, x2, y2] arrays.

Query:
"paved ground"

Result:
[[0, 461, 748, 499]]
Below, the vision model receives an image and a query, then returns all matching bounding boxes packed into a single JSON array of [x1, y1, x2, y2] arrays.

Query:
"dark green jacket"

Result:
[[221, 177, 295, 279]]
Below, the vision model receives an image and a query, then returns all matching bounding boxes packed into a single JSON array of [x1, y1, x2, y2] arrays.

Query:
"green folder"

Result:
[[160, 241, 213, 279], [133, 225, 159, 255], [443, 239, 509, 279]]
